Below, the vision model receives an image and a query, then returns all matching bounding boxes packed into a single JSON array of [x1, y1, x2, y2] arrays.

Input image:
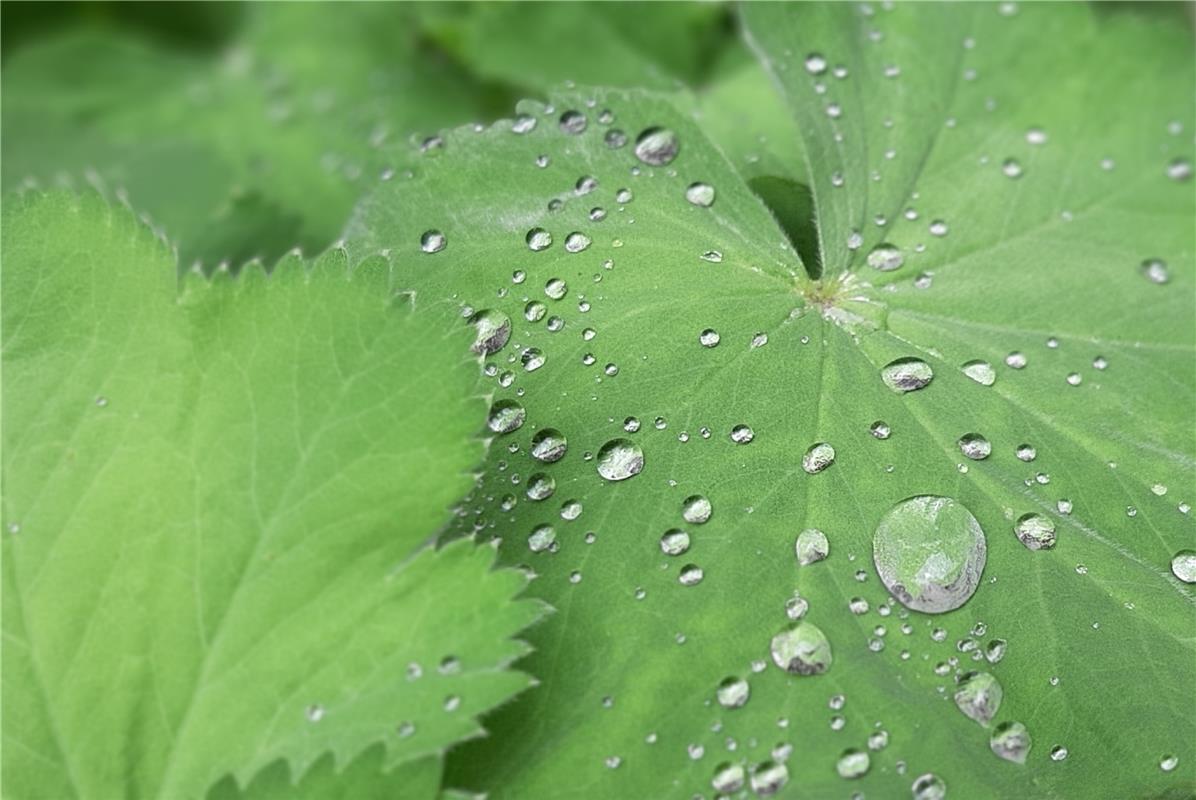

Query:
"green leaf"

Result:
[[1, 191, 544, 799], [0, 5, 510, 269], [347, 3, 1194, 798]]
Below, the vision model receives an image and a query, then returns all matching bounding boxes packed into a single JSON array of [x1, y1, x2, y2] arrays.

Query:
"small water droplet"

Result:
[[526, 228, 553, 251], [686, 182, 716, 207], [564, 232, 592, 253], [1050, 745, 1068, 762], [1170, 550, 1196, 583], [1166, 158, 1192, 182], [867, 243, 904, 272], [836, 749, 870, 779], [958, 433, 992, 460], [699, 328, 721, 348], [596, 438, 644, 481], [796, 529, 830, 565], [420, 230, 446, 253], [770, 621, 833, 675], [634, 127, 679, 166], [682, 495, 712, 524], [679, 563, 705, 586], [805, 53, 828, 74], [487, 399, 525, 434], [1140, 258, 1170, 285], [881, 358, 934, 393], [1014, 513, 1056, 551], [870, 420, 892, 439], [712, 762, 746, 793], [802, 442, 836, 474], [559, 110, 587, 135], [717, 676, 750, 709], [660, 528, 691, 556], [962, 360, 996, 386], [528, 524, 556, 553], [530, 429, 568, 463], [470, 309, 512, 355]]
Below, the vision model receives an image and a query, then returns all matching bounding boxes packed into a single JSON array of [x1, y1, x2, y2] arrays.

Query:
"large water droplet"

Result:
[[1170, 550, 1196, 583], [836, 749, 871, 779], [526, 228, 553, 251], [953, 671, 1003, 726], [802, 442, 836, 474], [526, 472, 555, 501], [660, 529, 691, 556], [596, 438, 644, 481], [795, 528, 830, 565], [686, 182, 716, 207], [750, 761, 789, 796], [805, 53, 828, 74], [1014, 513, 1056, 550], [712, 762, 745, 793], [962, 360, 996, 386], [487, 399, 525, 434], [634, 127, 679, 166], [912, 773, 947, 800], [873, 495, 987, 614], [528, 524, 556, 553], [682, 495, 712, 524], [881, 358, 934, 393], [469, 309, 511, 355], [564, 232, 592, 253], [770, 622, 833, 675], [867, 243, 904, 272], [420, 229, 446, 253], [958, 433, 992, 460], [530, 429, 568, 463], [991, 721, 1031, 764], [679, 564, 705, 586], [559, 110, 587, 135]]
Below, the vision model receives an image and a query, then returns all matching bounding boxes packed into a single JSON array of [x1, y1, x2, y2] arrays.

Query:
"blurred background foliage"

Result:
[[2, 2, 806, 271]]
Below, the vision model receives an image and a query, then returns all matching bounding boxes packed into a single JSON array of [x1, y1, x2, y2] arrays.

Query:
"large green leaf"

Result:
[[1, 191, 544, 799], [347, 3, 1195, 798]]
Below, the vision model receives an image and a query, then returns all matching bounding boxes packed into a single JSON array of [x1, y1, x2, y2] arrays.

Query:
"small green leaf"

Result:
[[1, 191, 544, 799], [347, 3, 1194, 797]]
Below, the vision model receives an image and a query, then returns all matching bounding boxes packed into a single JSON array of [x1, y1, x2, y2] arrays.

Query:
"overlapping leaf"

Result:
[[347, 3, 1194, 798], [1, 191, 544, 799]]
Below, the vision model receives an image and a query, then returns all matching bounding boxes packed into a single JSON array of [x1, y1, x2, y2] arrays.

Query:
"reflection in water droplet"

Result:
[[660, 529, 691, 556], [712, 762, 746, 793], [564, 232, 592, 253], [991, 721, 1032, 764], [717, 676, 750, 709], [487, 399, 525, 434], [559, 110, 587, 135], [1171, 550, 1196, 583], [1140, 258, 1170, 285], [750, 760, 789, 796], [802, 443, 836, 474], [962, 360, 996, 386], [679, 564, 705, 586], [770, 622, 833, 675], [796, 529, 830, 565], [545, 278, 569, 300], [686, 182, 716, 207], [873, 495, 986, 614], [870, 420, 892, 439], [1014, 513, 1056, 551], [805, 53, 828, 74], [1160, 754, 1179, 772], [958, 433, 992, 460], [837, 749, 871, 779], [634, 127, 680, 166], [420, 230, 446, 253], [1050, 745, 1069, 762], [881, 358, 934, 393], [954, 671, 1003, 726], [528, 524, 556, 553], [700, 328, 721, 348], [867, 243, 904, 272], [683, 495, 712, 524], [526, 472, 555, 501], [470, 309, 512, 355], [731, 425, 755, 444], [596, 438, 644, 481], [526, 228, 553, 251], [530, 429, 568, 463]]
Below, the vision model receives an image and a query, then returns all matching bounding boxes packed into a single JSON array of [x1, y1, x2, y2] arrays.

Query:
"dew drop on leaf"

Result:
[[1166, 158, 1192, 182], [962, 360, 997, 386], [881, 358, 934, 393], [731, 424, 755, 444], [564, 232, 592, 253], [750, 760, 789, 796], [678, 564, 704, 586], [953, 670, 1003, 726], [1170, 550, 1196, 583], [1014, 513, 1056, 551], [836, 749, 871, 779], [1001, 158, 1024, 179], [802, 442, 836, 473], [526, 228, 553, 251], [469, 309, 512, 355], [596, 438, 644, 481], [795, 528, 830, 565], [958, 433, 992, 460], [1140, 258, 1170, 285], [805, 52, 828, 74], [873, 495, 987, 614], [530, 429, 568, 463], [528, 524, 556, 553], [545, 278, 569, 300], [991, 721, 1032, 764], [912, 773, 947, 800], [699, 328, 721, 347], [1159, 754, 1180, 772], [487, 399, 525, 434], [867, 243, 905, 272], [686, 182, 716, 207], [633, 127, 680, 166], [558, 110, 587, 135], [682, 494, 712, 524], [1050, 745, 1069, 762], [716, 676, 750, 709], [870, 420, 892, 439], [712, 762, 746, 793], [769, 621, 833, 675], [525, 472, 555, 501], [420, 229, 446, 253], [660, 528, 691, 556]]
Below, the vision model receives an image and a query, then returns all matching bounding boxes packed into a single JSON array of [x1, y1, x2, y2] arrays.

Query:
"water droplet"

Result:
[[873, 495, 987, 614], [565, 232, 592, 253], [719, 424, 755, 448], [1026, 127, 1048, 145], [701, 250, 724, 263], [991, 721, 1031, 764], [1166, 158, 1192, 182], [1001, 158, 1024, 179], [954, 671, 1003, 726], [868, 730, 890, 751], [545, 278, 569, 300], [487, 399, 525, 434], [528, 524, 556, 553], [596, 438, 644, 481], [867, 243, 905, 272], [660, 528, 691, 556], [526, 228, 553, 251], [805, 52, 828, 74], [770, 622, 833, 675], [717, 676, 750, 709], [1050, 745, 1068, 762], [686, 182, 716, 207], [1014, 513, 1056, 551], [870, 420, 892, 439], [470, 309, 512, 355], [1160, 754, 1180, 772], [958, 433, 992, 460], [699, 328, 721, 347], [1015, 444, 1037, 462], [837, 749, 871, 779], [785, 593, 809, 620], [712, 762, 746, 793], [306, 704, 325, 722], [750, 760, 789, 796], [420, 230, 446, 253], [1171, 550, 1196, 583], [1005, 351, 1027, 369], [1140, 258, 1170, 285], [682, 495, 712, 524], [796, 528, 830, 565], [559, 110, 587, 135], [881, 358, 934, 393], [521, 347, 545, 371], [929, 220, 949, 237], [604, 128, 628, 148], [797, 443, 836, 476], [962, 360, 996, 386], [912, 773, 946, 800], [679, 564, 705, 586], [512, 114, 537, 134], [526, 472, 556, 501], [530, 429, 568, 463], [634, 127, 679, 166]]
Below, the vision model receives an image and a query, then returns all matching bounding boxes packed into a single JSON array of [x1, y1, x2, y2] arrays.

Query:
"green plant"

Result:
[[3, 3, 1193, 799]]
